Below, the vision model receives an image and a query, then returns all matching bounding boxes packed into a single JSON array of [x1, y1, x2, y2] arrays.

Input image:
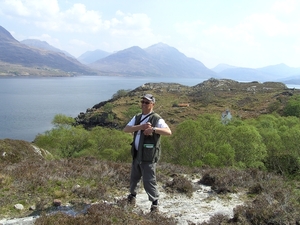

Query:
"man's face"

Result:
[[141, 98, 154, 112]]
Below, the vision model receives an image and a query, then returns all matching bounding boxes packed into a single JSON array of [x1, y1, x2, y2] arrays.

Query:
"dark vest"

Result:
[[131, 113, 162, 163]]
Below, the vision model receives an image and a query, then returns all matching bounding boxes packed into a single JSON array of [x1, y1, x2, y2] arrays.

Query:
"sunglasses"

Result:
[[141, 100, 151, 105]]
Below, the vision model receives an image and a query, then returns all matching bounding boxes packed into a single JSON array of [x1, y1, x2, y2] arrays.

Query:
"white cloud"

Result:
[[0, 1, 107, 33], [1, 1, 153, 37], [2, 0, 300, 67], [111, 11, 151, 31], [168, 0, 300, 68], [271, 0, 297, 14], [174, 20, 205, 40], [245, 13, 289, 37], [69, 39, 89, 46], [61, 3, 109, 32], [0, 0, 59, 18], [109, 11, 155, 44], [0, 0, 30, 17]]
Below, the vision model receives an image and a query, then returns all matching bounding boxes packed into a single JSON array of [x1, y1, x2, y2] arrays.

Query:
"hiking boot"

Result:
[[150, 204, 159, 213], [127, 194, 136, 206]]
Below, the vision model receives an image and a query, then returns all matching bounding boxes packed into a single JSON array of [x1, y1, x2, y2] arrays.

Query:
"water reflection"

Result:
[[29, 203, 91, 217]]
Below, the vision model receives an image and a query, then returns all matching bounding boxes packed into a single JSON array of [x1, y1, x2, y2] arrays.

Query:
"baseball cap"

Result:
[[142, 94, 155, 103]]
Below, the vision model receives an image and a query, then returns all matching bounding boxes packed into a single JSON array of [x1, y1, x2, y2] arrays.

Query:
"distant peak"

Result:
[[117, 46, 144, 53], [147, 42, 171, 49], [21, 39, 49, 45], [211, 64, 237, 73], [153, 42, 169, 47], [0, 25, 18, 42]]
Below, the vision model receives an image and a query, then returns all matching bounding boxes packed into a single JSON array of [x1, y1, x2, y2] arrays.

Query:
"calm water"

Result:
[[0, 76, 204, 141]]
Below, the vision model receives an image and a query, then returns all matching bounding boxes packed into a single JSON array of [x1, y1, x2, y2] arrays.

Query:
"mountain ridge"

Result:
[[21, 39, 74, 58], [77, 49, 111, 64], [0, 25, 95, 76], [90, 43, 217, 78], [2, 24, 300, 81], [212, 63, 300, 82]]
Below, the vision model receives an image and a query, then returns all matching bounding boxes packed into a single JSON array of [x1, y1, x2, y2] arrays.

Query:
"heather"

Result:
[[2, 113, 300, 223], [2, 81, 300, 224]]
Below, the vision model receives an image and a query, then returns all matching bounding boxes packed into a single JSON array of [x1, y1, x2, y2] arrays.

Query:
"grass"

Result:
[[76, 79, 295, 132], [2, 80, 300, 224], [1, 139, 300, 224]]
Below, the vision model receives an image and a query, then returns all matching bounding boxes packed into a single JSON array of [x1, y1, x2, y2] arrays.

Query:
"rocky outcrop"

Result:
[[0, 139, 53, 163], [74, 79, 295, 130], [192, 78, 287, 92]]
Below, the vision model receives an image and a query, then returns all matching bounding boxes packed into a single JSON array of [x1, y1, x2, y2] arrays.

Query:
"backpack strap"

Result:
[[136, 112, 154, 124]]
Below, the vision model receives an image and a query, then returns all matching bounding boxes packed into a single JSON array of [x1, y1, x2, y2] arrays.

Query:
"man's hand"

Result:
[[143, 122, 153, 135]]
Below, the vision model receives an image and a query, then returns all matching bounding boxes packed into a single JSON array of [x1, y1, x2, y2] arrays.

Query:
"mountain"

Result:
[[211, 64, 237, 73], [77, 49, 111, 64], [20, 39, 74, 58], [0, 25, 95, 76], [257, 64, 300, 84], [90, 43, 217, 78], [217, 67, 276, 82], [257, 63, 300, 77], [214, 63, 300, 82]]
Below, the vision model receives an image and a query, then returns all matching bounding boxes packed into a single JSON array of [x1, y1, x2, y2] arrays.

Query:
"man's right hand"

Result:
[[142, 122, 152, 130]]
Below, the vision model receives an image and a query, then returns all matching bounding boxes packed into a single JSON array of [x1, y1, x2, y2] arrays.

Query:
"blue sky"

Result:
[[0, 0, 299, 69]]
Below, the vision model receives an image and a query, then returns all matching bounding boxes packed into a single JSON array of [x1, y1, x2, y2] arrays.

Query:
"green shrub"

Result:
[[34, 112, 300, 177], [112, 89, 131, 99], [283, 95, 300, 117], [34, 126, 91, 158], [123, 105, 141, 121]]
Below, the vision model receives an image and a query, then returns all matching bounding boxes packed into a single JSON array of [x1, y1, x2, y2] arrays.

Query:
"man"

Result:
[[123, 93, 172, 213]]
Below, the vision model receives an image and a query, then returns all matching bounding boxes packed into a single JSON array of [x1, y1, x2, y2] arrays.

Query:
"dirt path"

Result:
[[133, 182, 245, 224], [0, 183, 245, 225]]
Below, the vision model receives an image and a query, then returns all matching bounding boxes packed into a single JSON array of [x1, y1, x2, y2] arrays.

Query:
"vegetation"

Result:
[[2, 82, 300, 224], [35, 112, 300, 179]]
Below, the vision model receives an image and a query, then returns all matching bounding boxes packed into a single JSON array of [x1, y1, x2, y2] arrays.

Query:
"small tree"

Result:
[[229, 125, 267, 169], [169, 120, 207, 166], [103, 103, 113, 113], [283, 95, 300, 117], [112, 89, 130, 99], [123, 105, 141, 121], [52, 114, 75, 127]]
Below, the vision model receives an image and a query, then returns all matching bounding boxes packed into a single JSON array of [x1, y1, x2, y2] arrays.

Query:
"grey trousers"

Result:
[[130, 158, 159, 202]]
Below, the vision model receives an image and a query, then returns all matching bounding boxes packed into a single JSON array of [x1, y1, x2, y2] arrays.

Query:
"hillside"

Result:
[[213, 63, 300, 82], [2, 22, 300, 80], [90, 43, 217, 78], [21, 39, 74, 58], [1, 130, 299, 224], [0, 26, 95, 76], [75, 78, 292, 131], [77, 49, 111, 64], [217, 67, 275, 82], [211, 63, 237, 73], [0, 25, 217, 78]]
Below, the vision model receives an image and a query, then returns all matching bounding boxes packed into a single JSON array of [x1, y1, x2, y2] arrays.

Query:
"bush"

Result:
[[34, 126, 91, 158], [35, 201, 177, 225], [283, 95, 300, 117], [34, 116, 132, 162], [112, 89, 131, 99], [165, 175, 193, 197]]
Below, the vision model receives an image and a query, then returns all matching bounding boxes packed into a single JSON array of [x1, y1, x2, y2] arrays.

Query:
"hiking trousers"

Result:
[[130, 158, 159, 202]]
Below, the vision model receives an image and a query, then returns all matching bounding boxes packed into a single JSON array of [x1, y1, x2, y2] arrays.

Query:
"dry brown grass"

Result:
[[35, 200, 178, 225], [1, 139, 300, 224], [198, 168, 300, 225]]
